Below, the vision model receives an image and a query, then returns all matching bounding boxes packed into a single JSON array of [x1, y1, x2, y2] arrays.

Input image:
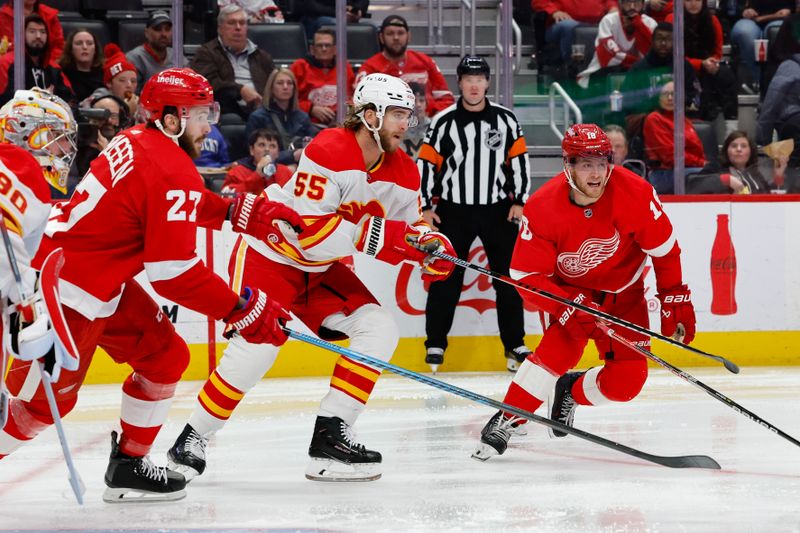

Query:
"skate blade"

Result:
[[506, 359, 521, 372], [428, 364, 439, 374], [471, 442, 500, 462], [167, 460, 202, 483], [304, 458, 381, 482], [102, 486, 187, 503]]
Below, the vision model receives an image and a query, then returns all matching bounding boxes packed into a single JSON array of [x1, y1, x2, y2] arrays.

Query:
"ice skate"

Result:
[[547, 371, 582, 438], [103, 431, 186, 503], [472, 410, 526, 461], [425, 347, 444, 373], [167, 423, 208, 482], [504, 345, 532, 372], [305, 416, 382, 482]]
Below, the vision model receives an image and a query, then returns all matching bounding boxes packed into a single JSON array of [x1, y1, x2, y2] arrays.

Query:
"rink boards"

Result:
[[84, 195, 800, 383]]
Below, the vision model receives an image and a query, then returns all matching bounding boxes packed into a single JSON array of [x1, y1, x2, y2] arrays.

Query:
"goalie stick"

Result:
[[284, 327, 721, 470], [0, 221, 85, 505], [416, 246, 740, 374], [602, 324, 800, 449]]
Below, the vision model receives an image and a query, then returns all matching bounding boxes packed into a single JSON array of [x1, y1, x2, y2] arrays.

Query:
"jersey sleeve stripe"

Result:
[[230, 238, 249, 294], [418, 144, 444, 172], [506, 136, 528, 163], [642, 233, 676, 258], [298, 216, 342, 250], [144, 257, 202, 282], [2, 214, 22, 236]]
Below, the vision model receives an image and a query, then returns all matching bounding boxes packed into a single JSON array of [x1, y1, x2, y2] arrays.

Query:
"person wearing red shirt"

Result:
[[290, 27, 355, 126], [532, 0, 618, 64], [0, 0, 64, 60], [1, 68, 303, 503], [472, 124, 696, 461], [643, 81, 707, 194], [222, 128, 293, 194], [357, 15, 454, 117]]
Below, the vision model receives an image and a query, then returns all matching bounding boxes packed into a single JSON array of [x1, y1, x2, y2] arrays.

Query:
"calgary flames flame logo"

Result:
[[337, 200, 385, 224]]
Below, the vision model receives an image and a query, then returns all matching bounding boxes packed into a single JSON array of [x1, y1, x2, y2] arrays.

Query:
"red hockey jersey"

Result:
[[37, 125, 238, 320], [357, 50, 454, 117], [510, 166, 683, 312], [290, 58, 355, 122]]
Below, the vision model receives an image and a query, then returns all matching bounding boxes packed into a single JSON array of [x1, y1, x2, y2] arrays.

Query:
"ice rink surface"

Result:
[[2, 366, 800, 533]]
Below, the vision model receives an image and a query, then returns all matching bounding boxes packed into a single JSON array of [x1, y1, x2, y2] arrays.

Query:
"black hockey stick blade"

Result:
[[285, 328, 721, 470]]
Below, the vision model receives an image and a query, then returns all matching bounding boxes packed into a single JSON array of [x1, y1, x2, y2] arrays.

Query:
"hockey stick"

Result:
[[0, 220, 85, 505], [284, 327, 720, 470], [418, 247, 740, 374], [602, 324, 800, 449]]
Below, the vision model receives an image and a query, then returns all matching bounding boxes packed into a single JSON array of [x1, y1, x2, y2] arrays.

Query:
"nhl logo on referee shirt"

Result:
[[484, 128, 503, 150]]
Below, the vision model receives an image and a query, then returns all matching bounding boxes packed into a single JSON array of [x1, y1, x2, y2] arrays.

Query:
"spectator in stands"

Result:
[[222, 128, 293, 195], [730, 0, 793, 90], [643, 81, 707, 193], [620, 22, 700, 116], [646, 0, 673, 23], [604, 123, 646, 176], [760, 13, 800, 98], [87, 44, 139, 118], [290, 27, 355, 127], [59, 29, 104, 104], [402, 82, 431, 159], [0, 0, 64, 60], [688, 130, 776, 192], [301, 0, 370, 41], [532, 0, 617, 66], [668, 0, 737, 122], [195, 124, 231, 169], [127, 10, 186, 93], [0, 14, 73, 106], [218, 0, 284, 23], [358, 15, 454, 117], [577, 0, 657, 88], [74, 94, 129, 178], [757, 37, 800, 191], [191, 5, 274, 119], [245, 67, 316, 166]]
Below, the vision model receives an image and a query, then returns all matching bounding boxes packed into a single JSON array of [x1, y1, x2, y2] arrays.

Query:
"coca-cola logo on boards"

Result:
[[711, 257, 736, 270]]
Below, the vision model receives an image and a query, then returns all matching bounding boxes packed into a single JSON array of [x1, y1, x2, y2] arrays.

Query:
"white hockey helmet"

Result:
[[353, 74, 416, 150], [0, 88, 77, 193]]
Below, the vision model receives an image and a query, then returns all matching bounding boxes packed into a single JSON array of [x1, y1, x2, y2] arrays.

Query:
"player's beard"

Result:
[[178, 129, 205, 159], [378, 128, 399, 153]]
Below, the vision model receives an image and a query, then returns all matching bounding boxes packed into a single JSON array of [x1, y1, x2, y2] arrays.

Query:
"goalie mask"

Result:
[[561, 123, 613, 192], [353, 73, 417, 152], [0, 88, 77, 193]]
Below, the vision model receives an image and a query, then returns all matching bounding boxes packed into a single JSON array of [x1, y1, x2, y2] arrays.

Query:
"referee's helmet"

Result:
[[456, 56, 490, 80]]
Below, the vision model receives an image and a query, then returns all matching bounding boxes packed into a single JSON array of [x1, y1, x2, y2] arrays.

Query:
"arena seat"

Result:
[[320, 24, 379, 62], [117, 20, 146, 53], [219, 123, 248, 162], [692, 120, 719, 164], [59, 18, 110, 47], [248, 23, 307, 65]]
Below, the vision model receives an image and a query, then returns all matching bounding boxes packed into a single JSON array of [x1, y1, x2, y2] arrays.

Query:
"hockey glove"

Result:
[[656, 284, 696, 344], [355, 216, 427, 265], [230, 193, 305, 237], [557, 292, 607, 341], [223, 287, 290, 346], [414, 231, 456, 282]]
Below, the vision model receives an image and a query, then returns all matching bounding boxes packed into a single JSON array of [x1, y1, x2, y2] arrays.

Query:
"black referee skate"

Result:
[[305, 415, 382, 482], [471, 410, 526, 461], [167, 423, 208, 482], [425, 347, 444, 373], [103, 431, 186, 503], [504, 345, 532, 372], [547, 371, 583, 438]]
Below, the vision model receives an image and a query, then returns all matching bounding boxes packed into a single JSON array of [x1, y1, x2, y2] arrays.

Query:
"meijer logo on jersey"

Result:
[[556, 231, 620, 278]]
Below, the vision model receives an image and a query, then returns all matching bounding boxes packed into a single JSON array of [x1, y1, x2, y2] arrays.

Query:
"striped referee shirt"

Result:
[[417, 98, 531, 209]]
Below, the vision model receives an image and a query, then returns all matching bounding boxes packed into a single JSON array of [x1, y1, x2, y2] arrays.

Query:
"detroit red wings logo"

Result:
[[557, 231, 620, 278]]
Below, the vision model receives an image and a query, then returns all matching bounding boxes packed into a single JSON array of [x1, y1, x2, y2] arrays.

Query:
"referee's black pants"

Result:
[[424, 199, 526, 354]]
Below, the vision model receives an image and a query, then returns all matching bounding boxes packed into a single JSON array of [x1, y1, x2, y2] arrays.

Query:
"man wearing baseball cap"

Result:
[[357, 14, 454, 117], [127, 10, 186, 91]]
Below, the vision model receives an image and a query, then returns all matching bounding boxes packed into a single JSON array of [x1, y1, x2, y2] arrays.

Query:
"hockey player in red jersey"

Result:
[[472, 124, 696, 460], [0, 68, 303, 502], [168, 73, 457, 483]]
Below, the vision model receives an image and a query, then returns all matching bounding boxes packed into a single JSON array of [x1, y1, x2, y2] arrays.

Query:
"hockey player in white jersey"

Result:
[[168, 73, 457, 482]]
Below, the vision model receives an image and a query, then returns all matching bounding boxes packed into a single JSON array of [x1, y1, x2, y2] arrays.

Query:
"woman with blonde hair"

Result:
[[246, 67, 317, 166]]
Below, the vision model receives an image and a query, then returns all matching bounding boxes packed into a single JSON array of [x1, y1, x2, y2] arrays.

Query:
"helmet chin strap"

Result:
[[155, 116, 187, 144], [359, 111, 385, 153]]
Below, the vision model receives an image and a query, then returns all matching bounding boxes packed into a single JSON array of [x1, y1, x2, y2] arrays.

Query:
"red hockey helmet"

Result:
[[562, 124, 612, 163], [140, 67, 219, 124]]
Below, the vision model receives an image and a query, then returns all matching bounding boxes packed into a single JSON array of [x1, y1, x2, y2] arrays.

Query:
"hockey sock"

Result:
[[500, 358, 557, 418], [319, 356, 381, 426], [0, 398, 50, 458], [119, 373, 177, 457], [192, 369, 245, 435]]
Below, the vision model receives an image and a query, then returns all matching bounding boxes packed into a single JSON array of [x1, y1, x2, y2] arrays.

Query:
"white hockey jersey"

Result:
[[244, 128, 426, 272]]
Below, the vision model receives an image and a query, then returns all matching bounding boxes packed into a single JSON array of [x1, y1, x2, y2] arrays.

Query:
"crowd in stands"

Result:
[[1, 0, 799, 196]]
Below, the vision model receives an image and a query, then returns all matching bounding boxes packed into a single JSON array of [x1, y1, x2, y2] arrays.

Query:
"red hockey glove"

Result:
[[223, 287, 290, 346], [414, 231, 456, 282], [656, 284, 696, 344], [355, 216, 427, 265], [557, 292, 608, 341], [230, 193, 305, 237]]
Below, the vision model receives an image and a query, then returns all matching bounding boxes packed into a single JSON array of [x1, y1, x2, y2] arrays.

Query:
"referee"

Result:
[[417, 55, 532, 372]]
